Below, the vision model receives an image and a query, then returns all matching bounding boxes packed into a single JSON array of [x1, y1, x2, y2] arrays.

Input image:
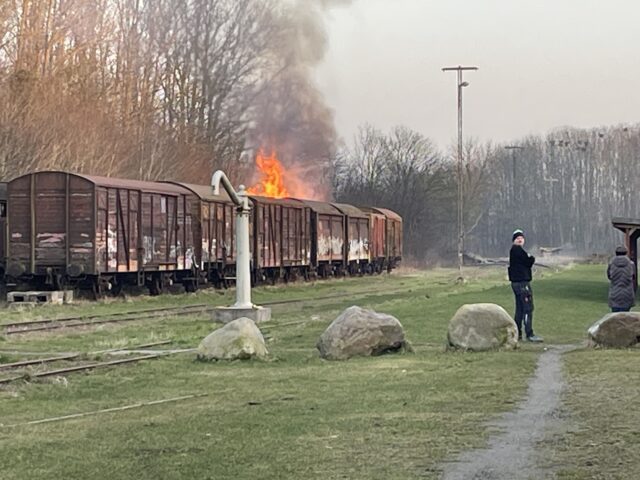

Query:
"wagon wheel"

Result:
[[92, 278, 106, 300], [111, 280, 124, 297], [185, 279, 198, 293], [53, 273, 66, 291], [148, 276, 162, 296]]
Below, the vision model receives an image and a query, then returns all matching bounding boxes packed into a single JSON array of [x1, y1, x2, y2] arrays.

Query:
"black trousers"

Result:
[[511, 281, 534, 338]]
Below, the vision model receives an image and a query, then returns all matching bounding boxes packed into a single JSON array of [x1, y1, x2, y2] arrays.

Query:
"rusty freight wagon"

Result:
[[296, 200, 346, 277], [165, 182, 236, 289], [331, 203, 370, 274], [5, 171, 199, 296], [358, 206, 403, 271], [376, 207, 403, 270], [358, 206, 387, 272], [250, 196, 311, 283]]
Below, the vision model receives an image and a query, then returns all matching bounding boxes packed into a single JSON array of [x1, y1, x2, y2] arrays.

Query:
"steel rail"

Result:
[[0, 354, 166, 384]]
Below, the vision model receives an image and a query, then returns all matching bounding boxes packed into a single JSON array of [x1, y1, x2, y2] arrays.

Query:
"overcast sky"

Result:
[[314, 0, 640, 149]]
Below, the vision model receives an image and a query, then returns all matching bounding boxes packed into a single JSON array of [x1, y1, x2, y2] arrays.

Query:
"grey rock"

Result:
[[588, 312, 640, 348], [447, 303, 518, 351], [197, 317, 268, 361], [317, 306, 410, 360]]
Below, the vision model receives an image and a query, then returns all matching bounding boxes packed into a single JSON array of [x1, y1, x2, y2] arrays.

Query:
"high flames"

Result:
[[246, 149, 290, 198], [247, 148, 328, 200]]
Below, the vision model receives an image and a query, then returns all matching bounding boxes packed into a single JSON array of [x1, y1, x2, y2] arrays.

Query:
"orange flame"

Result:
[[246, 149, 291, 198]]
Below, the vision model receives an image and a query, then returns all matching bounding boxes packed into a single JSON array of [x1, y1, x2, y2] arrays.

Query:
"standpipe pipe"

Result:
[[211, 171, 253, 309]]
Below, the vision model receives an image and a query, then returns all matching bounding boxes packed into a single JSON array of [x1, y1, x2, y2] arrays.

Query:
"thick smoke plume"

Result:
[[249, 0, 354, 200]]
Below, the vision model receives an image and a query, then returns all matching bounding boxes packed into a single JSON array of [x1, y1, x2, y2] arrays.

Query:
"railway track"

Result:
[[0, 354, 167, 385], [1, 304, 210, 335], [0, 340, 176, 384], [0, 284, 410, 335]]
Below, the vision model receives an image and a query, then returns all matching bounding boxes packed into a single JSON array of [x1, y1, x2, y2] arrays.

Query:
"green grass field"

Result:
[[0, 264, 638, 479]]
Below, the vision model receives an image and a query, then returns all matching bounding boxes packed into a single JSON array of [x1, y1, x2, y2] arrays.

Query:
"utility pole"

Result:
[[505, 145, 523, 232], [504, 145, 523, 204], [442, 65, 478, 279]]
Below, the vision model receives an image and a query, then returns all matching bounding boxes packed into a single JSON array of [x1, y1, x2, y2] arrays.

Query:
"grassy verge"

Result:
[[0, 263, 623, 479], [546, 349, 640, 480]]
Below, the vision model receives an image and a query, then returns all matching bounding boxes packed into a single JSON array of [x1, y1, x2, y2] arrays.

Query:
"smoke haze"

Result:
[[249, 0, 354, 200]]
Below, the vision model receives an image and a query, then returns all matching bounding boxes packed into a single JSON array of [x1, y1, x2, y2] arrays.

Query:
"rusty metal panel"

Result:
[[129, 191, 140, 271], [332, 203, 368, 219], [253, 203, 263, 268], [372, 214, 386, 258], [8, 172, 97, 277], [165, 182, 233, 270], [7, 175, 32, 269], [345, 218, 370, 262], [78, 174, 190, 196], [106, 189, 118, 271], [215, 204, 224, 261], [68, 175, 96, 274], [315, 213, 345, 263], [317, 216, 332, 262], [331, 203, 369, 263], [283, 207, 292, 263], [304, 207, 311, 264], [297, 199, 342, 216], [141, 193, 152, 266], [163, 181, 231, 202], [224, 204, 234, 261], [254, 201, 281, 269], [331, 217, 344, 260], [297, 200, 345, 265], [176, 196, 193, 270], [96, 187, 108, 271], [355, 218, 370, 261], [167, 196, 177, 264], [251, 195, 310, 268], [276, 204, 309, 267], [34, 172, 67, 266], [355, 207, 385, 260], [387, 216, 403, 259], [127, 191, 187, 271], [152, 195, 166, 265], [374, 207, 402, 222], [198, 202, 209, 268], [116, 190, 129, 271]]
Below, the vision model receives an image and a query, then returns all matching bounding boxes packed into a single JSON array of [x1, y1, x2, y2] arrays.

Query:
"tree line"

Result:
[[0, 0, 336, 193], [333, 124, 639, 262]]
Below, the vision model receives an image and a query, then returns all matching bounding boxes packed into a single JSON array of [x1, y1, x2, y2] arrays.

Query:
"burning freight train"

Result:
[[0, 169, 402, 297]]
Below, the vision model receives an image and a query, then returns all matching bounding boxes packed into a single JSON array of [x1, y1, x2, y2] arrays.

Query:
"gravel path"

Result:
[[440, 345, 576, 480]]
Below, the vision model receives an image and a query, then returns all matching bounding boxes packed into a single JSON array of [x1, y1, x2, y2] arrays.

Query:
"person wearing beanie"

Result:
[[508, 229, 543, 342], [607, 246, 635, 312]]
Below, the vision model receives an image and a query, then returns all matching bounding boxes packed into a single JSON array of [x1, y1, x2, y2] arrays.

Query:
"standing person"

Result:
[[607, 246, 635, 312], [508, 229, 543, 342]]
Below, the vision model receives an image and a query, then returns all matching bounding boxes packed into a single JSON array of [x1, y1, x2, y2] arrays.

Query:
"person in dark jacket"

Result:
[[607, 246, 635, 312], [508, 229, 543, 342]]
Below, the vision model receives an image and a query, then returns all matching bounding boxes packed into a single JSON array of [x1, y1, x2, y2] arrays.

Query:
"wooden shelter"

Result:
[[612, 217, 640, 290]]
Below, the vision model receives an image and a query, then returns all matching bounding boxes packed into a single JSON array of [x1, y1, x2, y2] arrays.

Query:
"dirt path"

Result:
[[440, 344, 576, 480]]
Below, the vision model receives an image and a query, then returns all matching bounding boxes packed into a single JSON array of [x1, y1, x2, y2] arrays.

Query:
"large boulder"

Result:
[[197, 317, 268, 361], [447, 303, 518, 351], [588, 312, 640, 348], [317, 306, 410, 360]]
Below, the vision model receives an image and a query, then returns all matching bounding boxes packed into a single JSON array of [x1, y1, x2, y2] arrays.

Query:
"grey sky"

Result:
[[315, 0, 640, 149]]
